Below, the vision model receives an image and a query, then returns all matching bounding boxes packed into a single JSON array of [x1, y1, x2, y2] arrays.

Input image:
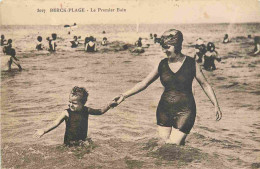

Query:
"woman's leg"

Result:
[[166, 128, 187, 145], [158, 126, 172, 142]]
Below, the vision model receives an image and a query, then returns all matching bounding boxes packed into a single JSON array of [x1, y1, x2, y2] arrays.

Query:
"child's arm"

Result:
[[34, 111, 68, 138], [88, 100, 117, 115]]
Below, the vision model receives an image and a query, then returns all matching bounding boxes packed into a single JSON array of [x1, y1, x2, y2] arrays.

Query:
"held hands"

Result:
[[215, 106, 222, 121], [108, 94, 126, 109], [113, 94, 126, 105], [33, 129, 45, 138]]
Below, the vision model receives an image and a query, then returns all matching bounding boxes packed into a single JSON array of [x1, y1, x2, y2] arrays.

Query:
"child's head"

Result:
[[69, 86, 88, 111], [103, 37, 107, 41], [73, 36, 78, 41], [37, 36, 42, 42], [1, 35, 4, 39]]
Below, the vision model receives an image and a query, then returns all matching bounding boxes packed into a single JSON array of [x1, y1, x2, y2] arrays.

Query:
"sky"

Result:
[[0, 0, 260, 25]]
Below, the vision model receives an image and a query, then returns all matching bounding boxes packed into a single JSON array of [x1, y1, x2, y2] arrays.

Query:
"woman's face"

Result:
[[161, 30, 183, 59], [162, 43, 181, 60]]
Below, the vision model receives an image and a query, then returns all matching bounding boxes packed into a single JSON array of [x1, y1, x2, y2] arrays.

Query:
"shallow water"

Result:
[[1, 23, 260, 169]]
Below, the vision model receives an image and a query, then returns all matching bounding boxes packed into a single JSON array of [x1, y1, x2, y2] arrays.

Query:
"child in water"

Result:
[[194, 38, 207, 63], [34, 86, 117, 146], [47, 33, 57, 52], [36, 36, 44, 50], [203, 42, 221, 71]]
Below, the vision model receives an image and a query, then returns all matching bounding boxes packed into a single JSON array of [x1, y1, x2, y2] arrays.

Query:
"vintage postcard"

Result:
[[1, 0, 260, 168]]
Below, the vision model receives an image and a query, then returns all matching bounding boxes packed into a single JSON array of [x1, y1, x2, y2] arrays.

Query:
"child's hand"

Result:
[[109, 100, 119, 108], [33, 129, 45, 138]]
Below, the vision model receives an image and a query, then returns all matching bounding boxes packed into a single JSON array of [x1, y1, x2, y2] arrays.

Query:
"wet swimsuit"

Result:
[[64, 106, 104, 145], [157, 57, 196, 134], [64, 107, 89, 145], [203, 51, 220, 70], [86, 43, 96, 52]]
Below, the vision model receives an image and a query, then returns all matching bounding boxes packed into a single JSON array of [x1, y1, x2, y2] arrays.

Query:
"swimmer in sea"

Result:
[[154, 34, 161, 44], [101, 37, 108, 46], [203, 42, 221, 71], [253, 36, 260, 55], [36, 36, 44, 50], [113, 29, 222, 145], [194, 38, 207, 63], [7, 48, 22, 71], [132, 37, 145, 53], [47, 33, 57, 52], [223, 34, 230, 44], [85, 36, 97, 52], [70, 36, 79, 48], [150, 33, 153, 39], [3, 39, 13, 55], [1, 34, 7, 46], [135, 37, 142, 47], [34, 86, 117, 146]]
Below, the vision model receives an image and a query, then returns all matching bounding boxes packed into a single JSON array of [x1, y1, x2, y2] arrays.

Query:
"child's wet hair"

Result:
[[71, 86, 89, 104]]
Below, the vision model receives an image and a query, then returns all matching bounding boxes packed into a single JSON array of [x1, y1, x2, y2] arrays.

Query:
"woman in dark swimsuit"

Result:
[[114, 29, 222, 145]]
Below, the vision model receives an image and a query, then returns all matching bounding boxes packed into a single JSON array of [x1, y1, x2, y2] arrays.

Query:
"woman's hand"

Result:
[[215, 106, 222, 121], [113, 94, 126, 105], [33, 129, 45, 138]]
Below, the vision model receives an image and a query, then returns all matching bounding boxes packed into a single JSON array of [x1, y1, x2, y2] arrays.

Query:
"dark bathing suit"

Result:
[[64, 107, 89, 145], [86, 43, 96, 52], [157, 57, 196, 134]]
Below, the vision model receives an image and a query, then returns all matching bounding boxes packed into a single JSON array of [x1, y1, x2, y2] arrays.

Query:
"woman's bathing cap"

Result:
[[161, 29, 183, 46]]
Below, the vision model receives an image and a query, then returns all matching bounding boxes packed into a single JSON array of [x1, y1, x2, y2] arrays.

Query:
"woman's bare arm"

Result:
[[195, 62, 222, 120]]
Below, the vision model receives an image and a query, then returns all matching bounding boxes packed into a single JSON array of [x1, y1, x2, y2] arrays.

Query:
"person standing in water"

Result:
[[1, 34, 7, 46], [194, 38, 207, 63], [7, 48, 22, 71], [253, 36, 260, 55], [85, 36, 97, 52], [47, 33, 57, 52], [36, 36, 44, 50], [203, 42, 221, 71], [113, 29, 222, 145]]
